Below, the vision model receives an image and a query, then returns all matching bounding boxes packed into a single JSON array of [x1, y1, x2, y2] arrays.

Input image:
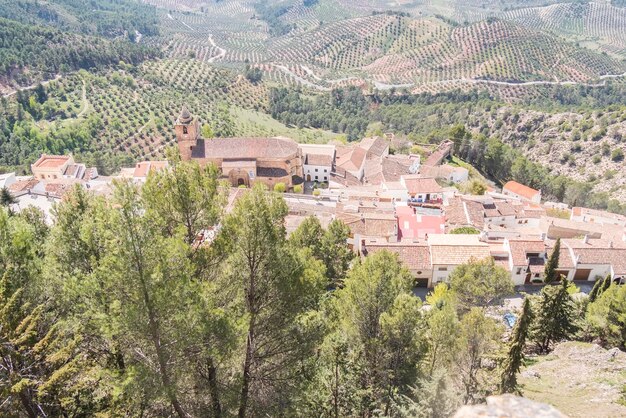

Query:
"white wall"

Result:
[[304, 164, 331, 182]]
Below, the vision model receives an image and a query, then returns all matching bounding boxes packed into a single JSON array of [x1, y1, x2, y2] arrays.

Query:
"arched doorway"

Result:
[[237, 178, 245, 186], [306, 174, 311, 182]]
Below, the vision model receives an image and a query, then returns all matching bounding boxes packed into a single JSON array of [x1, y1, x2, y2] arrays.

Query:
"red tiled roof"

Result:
[[365, 243, 431, 271], [508, 239, 546, 266], [305, 153, 333, 167], [133, 161, 169, 178], [503, 181, 540, 200], [192, 137, 299, 160], [403, 176, 442, 195], [32, 154, 71, 169]]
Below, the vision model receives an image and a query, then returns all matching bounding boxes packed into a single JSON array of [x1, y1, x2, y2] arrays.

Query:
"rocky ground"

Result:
[[519, 342, 626, 418], [468, 107, 626, 201]]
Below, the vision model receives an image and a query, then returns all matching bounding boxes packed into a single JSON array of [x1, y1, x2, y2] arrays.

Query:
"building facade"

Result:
[[175, 107, 303, 189]]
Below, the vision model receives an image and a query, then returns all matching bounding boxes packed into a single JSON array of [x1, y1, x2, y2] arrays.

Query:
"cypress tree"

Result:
[[533, 278, 576, 353], [588, 277, 604, 303], [500, 298, 533, 394], [543, 238, 560, 284], [601, 274, 612, 293]]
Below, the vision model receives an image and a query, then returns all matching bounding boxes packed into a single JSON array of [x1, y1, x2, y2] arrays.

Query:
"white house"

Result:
[[502, 181, 541, 204], [400, 175, 443, 203], [0, 172, 16, 189], [427, 234, 491, 284], [299, 144, 336, 183], [504, 238, 547, 285]]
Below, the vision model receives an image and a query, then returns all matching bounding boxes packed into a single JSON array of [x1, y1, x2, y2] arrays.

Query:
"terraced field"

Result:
[[143, 0, 626, 92]]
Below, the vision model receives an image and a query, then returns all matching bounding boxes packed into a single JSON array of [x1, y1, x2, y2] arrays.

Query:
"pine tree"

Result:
[[543, 238, 560, 284], [0, 187, 16, 207], [500, 298, 533, 393], [533, 278, 576, 353]]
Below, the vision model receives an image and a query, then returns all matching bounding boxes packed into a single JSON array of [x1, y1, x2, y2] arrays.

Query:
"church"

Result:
[[175, 107, 304, 189]]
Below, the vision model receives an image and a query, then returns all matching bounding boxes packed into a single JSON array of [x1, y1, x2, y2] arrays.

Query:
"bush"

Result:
[[313, 189, 321, 197], [611, 149, 624, 162], [450, 226, 480, 234], [293, 184, 303, 194], [273, 182, 286, 193]]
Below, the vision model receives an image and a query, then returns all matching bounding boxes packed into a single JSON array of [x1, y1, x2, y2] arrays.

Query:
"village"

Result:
[[2, 107, 625, 290]]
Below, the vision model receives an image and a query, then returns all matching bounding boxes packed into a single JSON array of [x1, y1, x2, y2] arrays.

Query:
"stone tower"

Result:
[[175, 105, 199, 161]]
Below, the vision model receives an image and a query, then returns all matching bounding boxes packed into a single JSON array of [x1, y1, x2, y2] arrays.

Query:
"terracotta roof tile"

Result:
[[192, 137, 299, 160], [364, 243, 431, 271], [503, 181, 540, 201]]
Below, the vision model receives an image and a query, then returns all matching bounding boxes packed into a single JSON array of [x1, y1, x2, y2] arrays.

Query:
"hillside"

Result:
[[154, 1, 626, 91], [520, 342, 626, 418]]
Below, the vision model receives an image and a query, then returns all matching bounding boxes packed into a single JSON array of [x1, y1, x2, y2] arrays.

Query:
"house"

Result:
[[570, 207, 626, 227], [504, 238, 547, 285], [362, 240, 433, 287], [396, 205, 445, 240], [420, 164, 468, 184], [423, 140, 454, 167], [555, 237, 626, 283], [335, 146, 367, 182], [337, 212, 398, 251], [132, 161, 169, 182], [502, 181, 541, 204], [359, 136, 389, 160], [31, 155, 75, 180], [427, 234, 491, 284], [176, 107, 303, 189], [299, 144, 336, 183], [31, 154, 99, 182], [0, 172, 16, 189], [400, 175, 443, 203]]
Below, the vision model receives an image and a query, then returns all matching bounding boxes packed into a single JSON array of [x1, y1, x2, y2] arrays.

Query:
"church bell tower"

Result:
[[175, 105, 199, 161]]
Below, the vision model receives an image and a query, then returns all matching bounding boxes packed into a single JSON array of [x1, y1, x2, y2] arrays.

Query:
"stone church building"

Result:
[[175, 107, 303, 189]]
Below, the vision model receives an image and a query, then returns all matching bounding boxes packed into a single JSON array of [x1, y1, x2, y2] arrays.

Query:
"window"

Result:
[[183, 126, 188, 135], [315, 168, 318, 172], [324, 169, 327, 173], [437, 267, 447, 271], [516, 268, 522, 274], [315, 176, 318, 180]]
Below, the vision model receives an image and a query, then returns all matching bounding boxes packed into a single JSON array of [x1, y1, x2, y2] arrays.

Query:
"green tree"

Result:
[[105, 182, 193, 418], [390, 368, 460, 418], [273, 182, 286, 193], [543, 238, 561, 283], [455, 308, 502, 404], [333, 251, 425, 415], [449, 258, 513, 312], [217, 184, 326, 417], [532, 279, 577, 353], [426, 302, 459, 376], [290, 216, 324, 258], [321, 219, 353, 288], [586, 283, 625, 350], [0, 187, 16, 208], [500, 298, 533, 394], [142, 157, 225, 244], [588, 276, 604, 303]]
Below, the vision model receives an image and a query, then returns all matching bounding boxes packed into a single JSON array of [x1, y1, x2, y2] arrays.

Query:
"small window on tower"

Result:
[[183, 127, 188, 135]]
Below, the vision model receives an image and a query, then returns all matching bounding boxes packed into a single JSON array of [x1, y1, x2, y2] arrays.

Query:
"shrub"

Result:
[[273, 182, 286, 193], [293, 184, 303, 194], [313, 189, 321, 197], [611, 149, 624, 162], [450, 226, 480, 234]]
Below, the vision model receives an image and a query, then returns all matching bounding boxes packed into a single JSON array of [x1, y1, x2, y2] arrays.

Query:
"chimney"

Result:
[[609, 241, 613, 249], [583, 234, 589, 244]]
